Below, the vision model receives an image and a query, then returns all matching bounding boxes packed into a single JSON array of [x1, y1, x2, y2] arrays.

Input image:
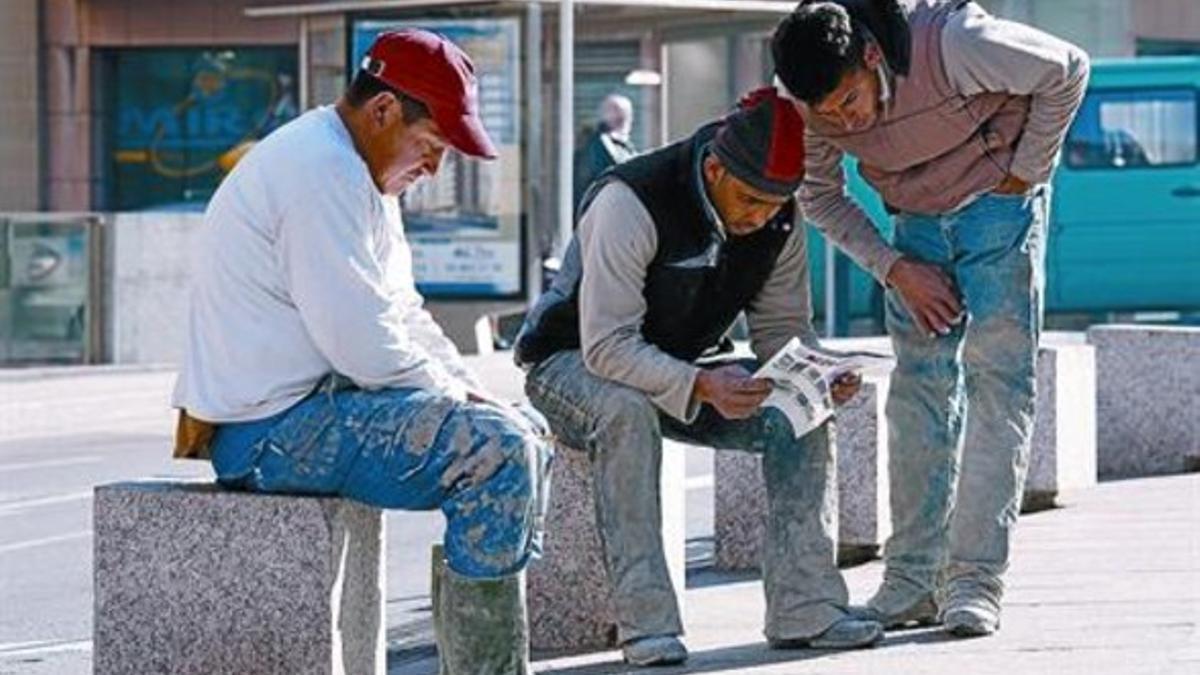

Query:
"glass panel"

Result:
[[103, 47, 298, 211], [575, 40, 648, 150], [352, 19, 524, 298], [0, 218, 94, 364], [1066, 89, 1198, 169]]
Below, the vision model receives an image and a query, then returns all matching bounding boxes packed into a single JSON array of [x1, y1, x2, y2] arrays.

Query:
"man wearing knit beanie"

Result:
[[514, 88, 884, 666]]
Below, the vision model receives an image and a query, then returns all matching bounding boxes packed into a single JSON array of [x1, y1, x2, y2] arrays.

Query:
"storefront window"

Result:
[[353, 19, 524, 298], [0, 216, 101, 365], [100, 47, 298, 211]]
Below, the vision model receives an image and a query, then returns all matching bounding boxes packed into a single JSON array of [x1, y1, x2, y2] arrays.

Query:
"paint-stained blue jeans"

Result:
[[881, 189, 1048, 610], [210, 380, 553, 580]]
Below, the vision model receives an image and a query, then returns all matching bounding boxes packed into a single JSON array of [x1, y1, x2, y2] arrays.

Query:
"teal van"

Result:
[[810, 56, 1200, 333]]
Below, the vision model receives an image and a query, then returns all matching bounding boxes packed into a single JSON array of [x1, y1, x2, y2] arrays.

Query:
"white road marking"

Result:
[[0, 638, 93, 657], [685, 474, 714, 491], [0, 457, 101, 473], [0, 530, 92, 555], [0, 490, 93, 516]]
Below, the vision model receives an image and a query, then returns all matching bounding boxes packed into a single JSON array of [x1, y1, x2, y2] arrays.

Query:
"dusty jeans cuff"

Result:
[[764, 602, 848, 642]]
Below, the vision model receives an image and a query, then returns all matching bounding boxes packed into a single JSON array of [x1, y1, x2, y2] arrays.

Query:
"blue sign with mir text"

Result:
[[105, 47, 297, 210]]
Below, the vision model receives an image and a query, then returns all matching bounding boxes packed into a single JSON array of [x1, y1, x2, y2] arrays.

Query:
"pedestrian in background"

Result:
[[573, 93, 638, 213]]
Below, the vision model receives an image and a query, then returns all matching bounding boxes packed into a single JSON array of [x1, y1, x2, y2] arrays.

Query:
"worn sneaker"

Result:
[[768, 617, 884, 650], [942, 600, 1000, 637], [622, 635, 688, 666], [849, 594, 940, 630], [940, 578, 1003, 638]]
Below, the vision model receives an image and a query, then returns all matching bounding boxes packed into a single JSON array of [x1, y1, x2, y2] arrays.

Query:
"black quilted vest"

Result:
[[514, 124, 795, 365]]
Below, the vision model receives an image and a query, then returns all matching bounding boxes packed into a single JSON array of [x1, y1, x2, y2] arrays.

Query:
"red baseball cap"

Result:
[[361, 29, 498, 160]]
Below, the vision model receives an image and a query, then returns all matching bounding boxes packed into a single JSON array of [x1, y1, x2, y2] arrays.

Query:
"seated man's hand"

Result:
[[694, 364, 772, 420], [830, 372, 861, 406], [886, 257, 963, 338]]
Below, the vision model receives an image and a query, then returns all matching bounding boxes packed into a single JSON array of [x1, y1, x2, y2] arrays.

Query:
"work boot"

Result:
[[851, 579, 939, 629], [768, 616, 884, 650], [433, 554, 531, 675], [621, 635, 688, 667]]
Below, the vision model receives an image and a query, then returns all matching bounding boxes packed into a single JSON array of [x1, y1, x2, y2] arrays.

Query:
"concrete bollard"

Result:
[[714, 376, 889, 570], [1025, 340, 1097, 510], [1087, 325, 1200, 480], [93, 482, 385, 675], [526, 442, 686, 653]]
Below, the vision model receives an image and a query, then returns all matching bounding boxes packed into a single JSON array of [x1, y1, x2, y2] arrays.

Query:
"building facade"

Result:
[[0, 0, 1196, 363]]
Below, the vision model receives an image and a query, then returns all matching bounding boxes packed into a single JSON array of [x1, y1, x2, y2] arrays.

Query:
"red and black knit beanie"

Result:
[[712, 87, 806, 196]]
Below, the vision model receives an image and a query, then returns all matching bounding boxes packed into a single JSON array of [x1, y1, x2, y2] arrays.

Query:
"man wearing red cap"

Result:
[[172, 29, 550, 673], [515, 89, 883, 666]]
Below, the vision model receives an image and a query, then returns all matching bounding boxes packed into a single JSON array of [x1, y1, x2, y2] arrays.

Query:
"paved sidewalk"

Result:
[[393, 473, 1200, 674], [3, 366, 1196, 674]]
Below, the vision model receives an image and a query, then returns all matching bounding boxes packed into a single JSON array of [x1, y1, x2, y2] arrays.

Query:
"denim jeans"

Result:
[[211, 379, 553, 580], [881, 189, 1048, 609], [525, 351, 848, 644]]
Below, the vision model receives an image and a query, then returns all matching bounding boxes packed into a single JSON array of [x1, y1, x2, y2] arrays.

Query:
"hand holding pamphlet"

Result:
[[754, 337, 896, 438]]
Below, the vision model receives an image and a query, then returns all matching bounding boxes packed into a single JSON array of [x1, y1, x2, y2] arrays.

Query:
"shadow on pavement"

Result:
[[876, 626, 960, 646], [387, 644, 438, 669], [686, 565, 761, 590], [535, 630, 958, 675], [534, 642, 825, 675], [388, 625, 958, 674]]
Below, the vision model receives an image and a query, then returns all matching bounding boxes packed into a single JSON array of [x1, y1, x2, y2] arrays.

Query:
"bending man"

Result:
[[773, 0, 1089, 637]]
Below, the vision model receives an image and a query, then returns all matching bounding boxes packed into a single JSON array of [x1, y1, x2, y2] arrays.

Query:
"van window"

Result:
[[1065, 89, 1197, 169]]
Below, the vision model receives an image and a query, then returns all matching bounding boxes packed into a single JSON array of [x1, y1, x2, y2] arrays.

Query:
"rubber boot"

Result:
[[432, 548, 531, 675]]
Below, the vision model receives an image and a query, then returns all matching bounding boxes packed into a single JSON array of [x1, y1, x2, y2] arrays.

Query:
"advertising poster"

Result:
[[105, 48, 298, 210], [353, 18, 523, 298]]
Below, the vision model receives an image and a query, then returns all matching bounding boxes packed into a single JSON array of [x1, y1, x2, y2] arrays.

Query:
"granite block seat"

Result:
[[714, 375, 890, 571], [1025, 339, 1097, 511], [1086, 325, 1200, 480], [527, 441, 686, 653], [93, 481, 385, 675]]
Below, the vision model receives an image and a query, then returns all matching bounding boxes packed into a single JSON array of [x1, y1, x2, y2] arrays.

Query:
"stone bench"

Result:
[[527, 441, 686, 653], [93, 482, 385, 675], [714, 374, 889, 570], [1087, 325, 1200, 480], [459, 352, 691, 653], [714, 336, 1099, 571], [1025, 338, 1097, 510]]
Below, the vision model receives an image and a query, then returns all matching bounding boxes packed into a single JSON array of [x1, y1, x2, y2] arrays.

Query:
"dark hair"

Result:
[[772, 2, 865, 105], [344, 71, 432, 124], [772, 0, 911, 105]]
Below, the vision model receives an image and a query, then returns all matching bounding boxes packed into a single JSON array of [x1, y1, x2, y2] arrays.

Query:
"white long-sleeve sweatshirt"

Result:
[[172, 106, 481, 422]]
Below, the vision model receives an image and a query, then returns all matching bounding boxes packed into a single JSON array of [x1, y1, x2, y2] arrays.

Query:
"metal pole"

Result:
[[525, 1, 543, 301], [87, 215, 106, 364], [824, 237, 837, 338], [555, 0, 575, 258], [298, 16, 309, 111]]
